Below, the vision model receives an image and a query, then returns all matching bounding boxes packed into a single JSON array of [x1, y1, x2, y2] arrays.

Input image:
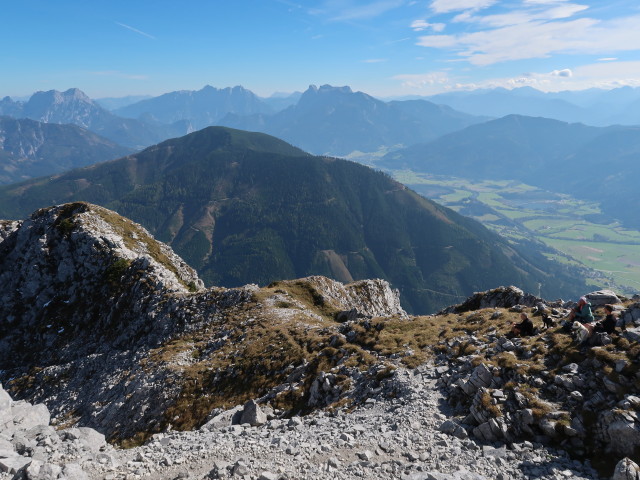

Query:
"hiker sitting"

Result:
[[594, 304, 617, 335], [511, 313, 534, 337], [568, 296, 594, 324]]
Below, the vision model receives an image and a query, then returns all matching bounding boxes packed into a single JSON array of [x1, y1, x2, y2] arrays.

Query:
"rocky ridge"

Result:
[[1, 203, 639, 479], [430, 287, 640, 477], [0, 203, 407, 443]]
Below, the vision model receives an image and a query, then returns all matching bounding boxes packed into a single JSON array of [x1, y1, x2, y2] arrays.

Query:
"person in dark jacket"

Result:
[[511, 312, 535, 337], [594, 304, 617, 334]]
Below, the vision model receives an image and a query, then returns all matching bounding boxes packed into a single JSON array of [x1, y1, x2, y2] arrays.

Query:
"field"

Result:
[[394, 171, 640, 295]]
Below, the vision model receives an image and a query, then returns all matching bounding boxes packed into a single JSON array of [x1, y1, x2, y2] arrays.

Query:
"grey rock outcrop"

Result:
[[239, 400, 267, 427], [612, 458, 640, 480], [440, 286, 554, 314], [273, 276, 406, 319], [434, 300, 640, 474], [0, 203, 408, 443], [585, 289, 621, 306], [0, 383, 107, 479]]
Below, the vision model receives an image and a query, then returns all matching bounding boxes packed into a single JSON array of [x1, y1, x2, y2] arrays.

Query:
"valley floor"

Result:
[[77, 364, 601, 480]]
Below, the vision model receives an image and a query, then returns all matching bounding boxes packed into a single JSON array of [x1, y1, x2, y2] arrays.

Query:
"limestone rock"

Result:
[[441, 286, 547, 314], [585, 289, 620, 306], [240, 400, 267, 427], [202, 406, 244, 431], [458, 364, 496, 396], [612, 457, 640, 480], [0, 455, 31, 474], [598, 410, 640, 457], [60, 427, 106, 453], [439, 419, 468, 439]]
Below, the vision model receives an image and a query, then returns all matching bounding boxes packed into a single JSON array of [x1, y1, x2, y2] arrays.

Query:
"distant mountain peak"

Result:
[[63, 87, 92, 101], [30, 88, 94, 105], [306, 84, 354, 95]]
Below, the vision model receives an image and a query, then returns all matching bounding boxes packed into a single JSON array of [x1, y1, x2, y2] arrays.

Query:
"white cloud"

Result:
[[452, 61, 640, 92], [392, 71, 451, 90], [411, 19, 445, 31], [573, 60, 640, 79], [551, 68, 572, 77], [459, 3, 589, 27], [390, 58, 640, 95], [598, 57, 617, 62], [417, 14, 640, 66], [363, 58, 388, 63], [523, 0, 573, 4], [429, 0, 497, 14]]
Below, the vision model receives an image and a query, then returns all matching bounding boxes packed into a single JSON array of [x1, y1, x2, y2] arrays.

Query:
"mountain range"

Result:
[[0, 116, 131, 185], [380, 114, 640, 230], [0, 88, 191, 149], [421, 86, 640, 127], [1, 85, 485, 158], [219, 84, 485, 156], [114, 85, 275, 130], [0, 126, 587, 313]]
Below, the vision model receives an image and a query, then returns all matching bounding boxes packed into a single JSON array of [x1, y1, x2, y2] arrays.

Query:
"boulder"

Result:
[[0, 455, 31, 474], [200, 405, 243, 431], [622, 304, 640, 328], [25, 460, 63, 480], [61, 463, 88, 480], [239, 399, 267, 427], [442, 286, 546, 314], [612, 457, 640, 480], [0, 400, 50, 438], [458, 364, 496, 396], [61, 427, 106, 453], [599, 411, 640, 457], [439, 419, 468, 439], [585, 289, 620, 306], [623, 327, 640, 343]]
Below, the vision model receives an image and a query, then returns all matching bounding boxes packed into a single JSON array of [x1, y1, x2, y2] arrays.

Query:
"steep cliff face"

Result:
[[0, 203, 405, 442]]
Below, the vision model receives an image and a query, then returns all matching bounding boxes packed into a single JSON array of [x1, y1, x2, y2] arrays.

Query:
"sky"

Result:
[[3, 0, 640, 99]]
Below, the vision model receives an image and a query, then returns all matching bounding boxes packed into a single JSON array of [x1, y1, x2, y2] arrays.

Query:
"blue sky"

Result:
[[3, 0, 640, 99]]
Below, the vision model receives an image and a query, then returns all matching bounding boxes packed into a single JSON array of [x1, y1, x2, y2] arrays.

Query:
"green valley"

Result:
[[394, 170, 640, 295]]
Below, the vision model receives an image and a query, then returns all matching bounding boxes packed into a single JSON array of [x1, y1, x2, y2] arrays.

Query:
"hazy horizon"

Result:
[[6, 82, 640, 105], [3, 1, 640, 99]]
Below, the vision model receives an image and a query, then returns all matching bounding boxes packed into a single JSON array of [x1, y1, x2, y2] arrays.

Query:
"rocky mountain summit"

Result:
[[1, 203, 639, 479], [0, 89, 190, 149]]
